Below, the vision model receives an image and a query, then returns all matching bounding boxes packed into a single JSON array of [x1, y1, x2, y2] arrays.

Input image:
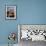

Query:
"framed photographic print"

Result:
[[5, 5, 16, 20]]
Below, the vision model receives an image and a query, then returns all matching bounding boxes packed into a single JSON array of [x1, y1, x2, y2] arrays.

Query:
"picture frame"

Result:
[[5, 5, 16, 20]]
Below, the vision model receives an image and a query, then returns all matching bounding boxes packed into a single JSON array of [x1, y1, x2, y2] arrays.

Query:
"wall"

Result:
[[0, 0, 46, 45], [19, 0, 46, 24]]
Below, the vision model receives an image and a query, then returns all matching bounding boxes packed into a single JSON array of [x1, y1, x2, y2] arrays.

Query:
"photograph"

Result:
[[6, 5, 16, 20]]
